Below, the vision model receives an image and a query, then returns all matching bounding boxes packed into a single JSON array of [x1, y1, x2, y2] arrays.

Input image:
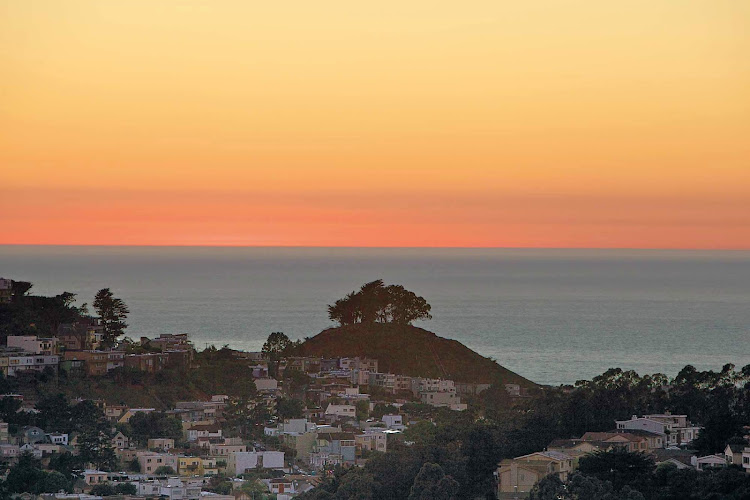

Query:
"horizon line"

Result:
[[1, 243, 749, 252]]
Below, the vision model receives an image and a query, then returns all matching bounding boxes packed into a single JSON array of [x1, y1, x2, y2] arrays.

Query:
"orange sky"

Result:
[[1, 1, 749, 248]]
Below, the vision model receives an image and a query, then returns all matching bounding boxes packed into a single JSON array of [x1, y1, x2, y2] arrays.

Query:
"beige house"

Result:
[[148, 438, 175, 450], [497, 451, 574, 495]]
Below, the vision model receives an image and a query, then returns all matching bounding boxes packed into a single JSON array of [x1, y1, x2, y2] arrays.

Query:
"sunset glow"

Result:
[[2, 1, 749, 247]]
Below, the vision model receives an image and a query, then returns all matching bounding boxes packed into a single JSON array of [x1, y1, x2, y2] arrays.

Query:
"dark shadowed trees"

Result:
[[328, 281, 431, 327], [93, 288, 129, 345]]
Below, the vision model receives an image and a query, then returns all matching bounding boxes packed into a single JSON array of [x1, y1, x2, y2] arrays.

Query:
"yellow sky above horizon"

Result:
[[1, 1, 749, 247]]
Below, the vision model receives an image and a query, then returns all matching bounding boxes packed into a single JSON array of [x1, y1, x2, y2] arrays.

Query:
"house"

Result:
[[411, 378, 456, 397], [0, 443, 20, 461], [104, 405, 128, 422], [324, 404, 356, 419], [651, 448, 697, 470], [58, 317, 104, 350], [47, 432, 69, 446], [547, 438, 600, 462], [617, 413, 702, 447], [741, 447, 750, 473], [119, 408, 156, 424], [202, 456, 219, 476], [138, 452, 179, 475], [148, 438, 175, 450], [209, 442, 247, 456], [227, 451, 285, 476], [133, 477, 202, 499], [692, 454, 727, 470], [178, 456, 204, 476], [310, 433, 356, 468], [725, 443, 746, 466], [580, 432, 654, 453], [187, 424, 222, 442], [268, 477, 295, 495], [355, 430, 387, 453], [0, 351, 59, 377], [112, 431, 129, 449], [381, 414, 405, 430], [6, 336, 59, 355], [83, 469, 109, 485], [253, 378, 279, 392], [19, 443, 43, 458], [419, 391, 461, 407], [23, 426, 46, 444], [497, 451, 574, 495], [63, 350, 124, 376], [125, 352, 169, 373]]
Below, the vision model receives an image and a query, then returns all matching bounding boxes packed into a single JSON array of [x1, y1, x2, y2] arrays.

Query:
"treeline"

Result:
[[328, 280, 431, 326]]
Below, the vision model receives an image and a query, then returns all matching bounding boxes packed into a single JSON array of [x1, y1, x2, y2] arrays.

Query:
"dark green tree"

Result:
[[577, 448, 655, 492], [93, 288, 129, 344], [409, 462, 458, 500]]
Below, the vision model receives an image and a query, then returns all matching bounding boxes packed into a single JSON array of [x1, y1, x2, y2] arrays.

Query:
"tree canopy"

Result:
[[93, 288, 129, 344], [328, 280, 431, 326]]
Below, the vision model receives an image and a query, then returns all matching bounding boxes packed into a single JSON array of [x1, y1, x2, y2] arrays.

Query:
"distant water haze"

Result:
[[1, 246, 748, 386]]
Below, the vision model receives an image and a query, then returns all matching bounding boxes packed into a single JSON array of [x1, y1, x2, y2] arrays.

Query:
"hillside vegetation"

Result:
[[298, 323, 536, 387]]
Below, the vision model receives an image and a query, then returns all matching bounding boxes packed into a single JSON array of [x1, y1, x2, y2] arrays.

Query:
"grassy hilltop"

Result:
[[298, 323, 536, 387]]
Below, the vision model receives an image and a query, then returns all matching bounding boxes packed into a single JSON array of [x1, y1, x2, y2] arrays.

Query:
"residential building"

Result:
[[0, 351, 59, 377], [47, 432, 69, 446], [355, 430, 387, 453], [118, 408, 156, 424], [420, 391, 461, 407], [187, 423, 222, 442], [724, 443, 745, 466], [340, 357, 378, 373], [382, 414, 405, 430], [741, 447, 750, 473], [693, 454, 727, 470], [7, 336, 59, 355], [148, 438, 175, 450], [254, 378, 279, 392], [324, 404, 356, 419], [497, 451, 574, 495], [617, 413, 701, 446], [310, 433, 356, 468], [227, 451, 285, 476], [62, 350, 123, 376], [138, 452, 179, 474], [411, 378, 456, 396], [125, 352, 169, 373], [83, 470, 108, 485], [209, 442, 247, 456], [178, 456, 203, 476]]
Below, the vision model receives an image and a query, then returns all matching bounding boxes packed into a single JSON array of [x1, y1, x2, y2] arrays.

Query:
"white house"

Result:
[[7, 336, 58, 355], [692, 454, 727, 470], [381, 414, 404, 430], [325, 404, 356, 418], [47, 432, 69, 446]]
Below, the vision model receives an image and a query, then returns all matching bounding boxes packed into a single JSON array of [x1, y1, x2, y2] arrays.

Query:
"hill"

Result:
[[298, 323, 536, 387]]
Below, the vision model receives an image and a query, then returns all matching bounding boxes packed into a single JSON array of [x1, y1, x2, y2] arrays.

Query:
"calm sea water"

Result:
[[0, 246, 748, 386]]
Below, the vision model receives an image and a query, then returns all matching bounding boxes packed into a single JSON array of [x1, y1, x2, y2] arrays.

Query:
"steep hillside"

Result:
[[299, 323, 536, 387]]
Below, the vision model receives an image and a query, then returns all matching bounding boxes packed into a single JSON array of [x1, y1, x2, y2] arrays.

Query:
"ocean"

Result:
[[1, 246, 748, 386]]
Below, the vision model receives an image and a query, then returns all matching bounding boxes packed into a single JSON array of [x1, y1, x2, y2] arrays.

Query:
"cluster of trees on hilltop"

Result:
[[0, 279, 129, 346], [328, 280, 432, 326]]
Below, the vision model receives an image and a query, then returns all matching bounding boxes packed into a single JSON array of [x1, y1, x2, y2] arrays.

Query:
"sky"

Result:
[[1, 1, 749, 248]]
